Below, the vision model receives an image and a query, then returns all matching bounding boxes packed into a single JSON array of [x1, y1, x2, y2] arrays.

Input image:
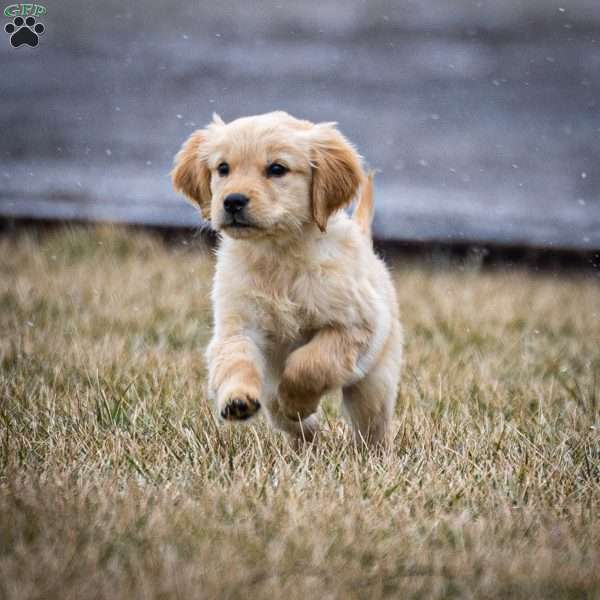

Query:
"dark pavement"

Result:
[[1, 1, 599, 249]]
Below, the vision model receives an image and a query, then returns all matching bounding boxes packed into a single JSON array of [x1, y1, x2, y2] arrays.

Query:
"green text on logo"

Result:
[[4, 3, 46, 18]]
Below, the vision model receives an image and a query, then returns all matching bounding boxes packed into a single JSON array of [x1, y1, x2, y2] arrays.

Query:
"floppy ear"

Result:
[[310, 123, 363, 232], [171, 129, 212, 220]]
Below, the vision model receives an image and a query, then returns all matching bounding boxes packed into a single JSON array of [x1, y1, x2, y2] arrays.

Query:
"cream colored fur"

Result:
[[172, 111, 403, 446]]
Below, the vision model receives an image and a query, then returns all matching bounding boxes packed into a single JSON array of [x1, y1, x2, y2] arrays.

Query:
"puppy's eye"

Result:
[[217, 162, 230, 177], [266, 163, 288, 178]]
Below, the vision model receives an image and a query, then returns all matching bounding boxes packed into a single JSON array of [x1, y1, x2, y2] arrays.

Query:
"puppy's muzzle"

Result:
[[224, 193, 249, 215]]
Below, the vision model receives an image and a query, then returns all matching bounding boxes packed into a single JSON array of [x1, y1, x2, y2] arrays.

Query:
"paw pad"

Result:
[[220, 396, 261, 421], [4, 16, 44, 47]]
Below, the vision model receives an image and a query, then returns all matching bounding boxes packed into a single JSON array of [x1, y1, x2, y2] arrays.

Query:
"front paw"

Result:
[[281, 402, 314, 422], [278, 383, 318, 422], [219, 392, 261, 421]]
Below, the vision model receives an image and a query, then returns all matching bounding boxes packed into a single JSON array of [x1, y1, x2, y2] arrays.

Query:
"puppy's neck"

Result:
[[220, 218, 335, 252], [218, 212, 350, 268]]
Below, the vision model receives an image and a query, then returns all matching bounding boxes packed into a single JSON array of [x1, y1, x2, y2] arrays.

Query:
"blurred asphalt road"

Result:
[[1, 0, 599, 249]]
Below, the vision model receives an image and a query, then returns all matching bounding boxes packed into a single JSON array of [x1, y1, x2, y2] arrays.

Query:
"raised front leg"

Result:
[[278, 326, 370, 421], [206, 333, 264, 421]]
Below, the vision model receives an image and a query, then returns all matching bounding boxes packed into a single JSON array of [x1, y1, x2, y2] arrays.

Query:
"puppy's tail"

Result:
[[353, 170, 375, 241]]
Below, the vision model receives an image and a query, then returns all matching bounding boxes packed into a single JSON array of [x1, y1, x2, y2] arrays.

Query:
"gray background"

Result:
[[1, 0, 599, 249]]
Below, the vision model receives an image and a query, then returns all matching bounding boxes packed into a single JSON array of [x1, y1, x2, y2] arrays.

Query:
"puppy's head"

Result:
[[171, 111, 362, 238]]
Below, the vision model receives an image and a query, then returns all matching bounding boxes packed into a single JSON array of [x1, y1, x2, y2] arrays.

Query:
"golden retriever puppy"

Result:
[[172, 111, 403, 446]]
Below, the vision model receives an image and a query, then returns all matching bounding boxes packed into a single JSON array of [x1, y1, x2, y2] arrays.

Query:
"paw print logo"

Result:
[[4, 15, 44, 47]]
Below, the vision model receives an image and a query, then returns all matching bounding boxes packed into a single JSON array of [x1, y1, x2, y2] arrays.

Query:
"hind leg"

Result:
[[342, 327, 402, 447]]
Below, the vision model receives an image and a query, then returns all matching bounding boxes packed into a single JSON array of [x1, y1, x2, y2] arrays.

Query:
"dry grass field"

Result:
[[1, 226, 599, 599]]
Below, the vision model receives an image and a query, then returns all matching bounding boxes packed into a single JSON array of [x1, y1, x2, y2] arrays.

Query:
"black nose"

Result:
[[224, 193, 249, 214]]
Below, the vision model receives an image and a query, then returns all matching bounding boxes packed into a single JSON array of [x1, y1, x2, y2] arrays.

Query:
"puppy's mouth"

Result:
[[222, 215, 259, 230]]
